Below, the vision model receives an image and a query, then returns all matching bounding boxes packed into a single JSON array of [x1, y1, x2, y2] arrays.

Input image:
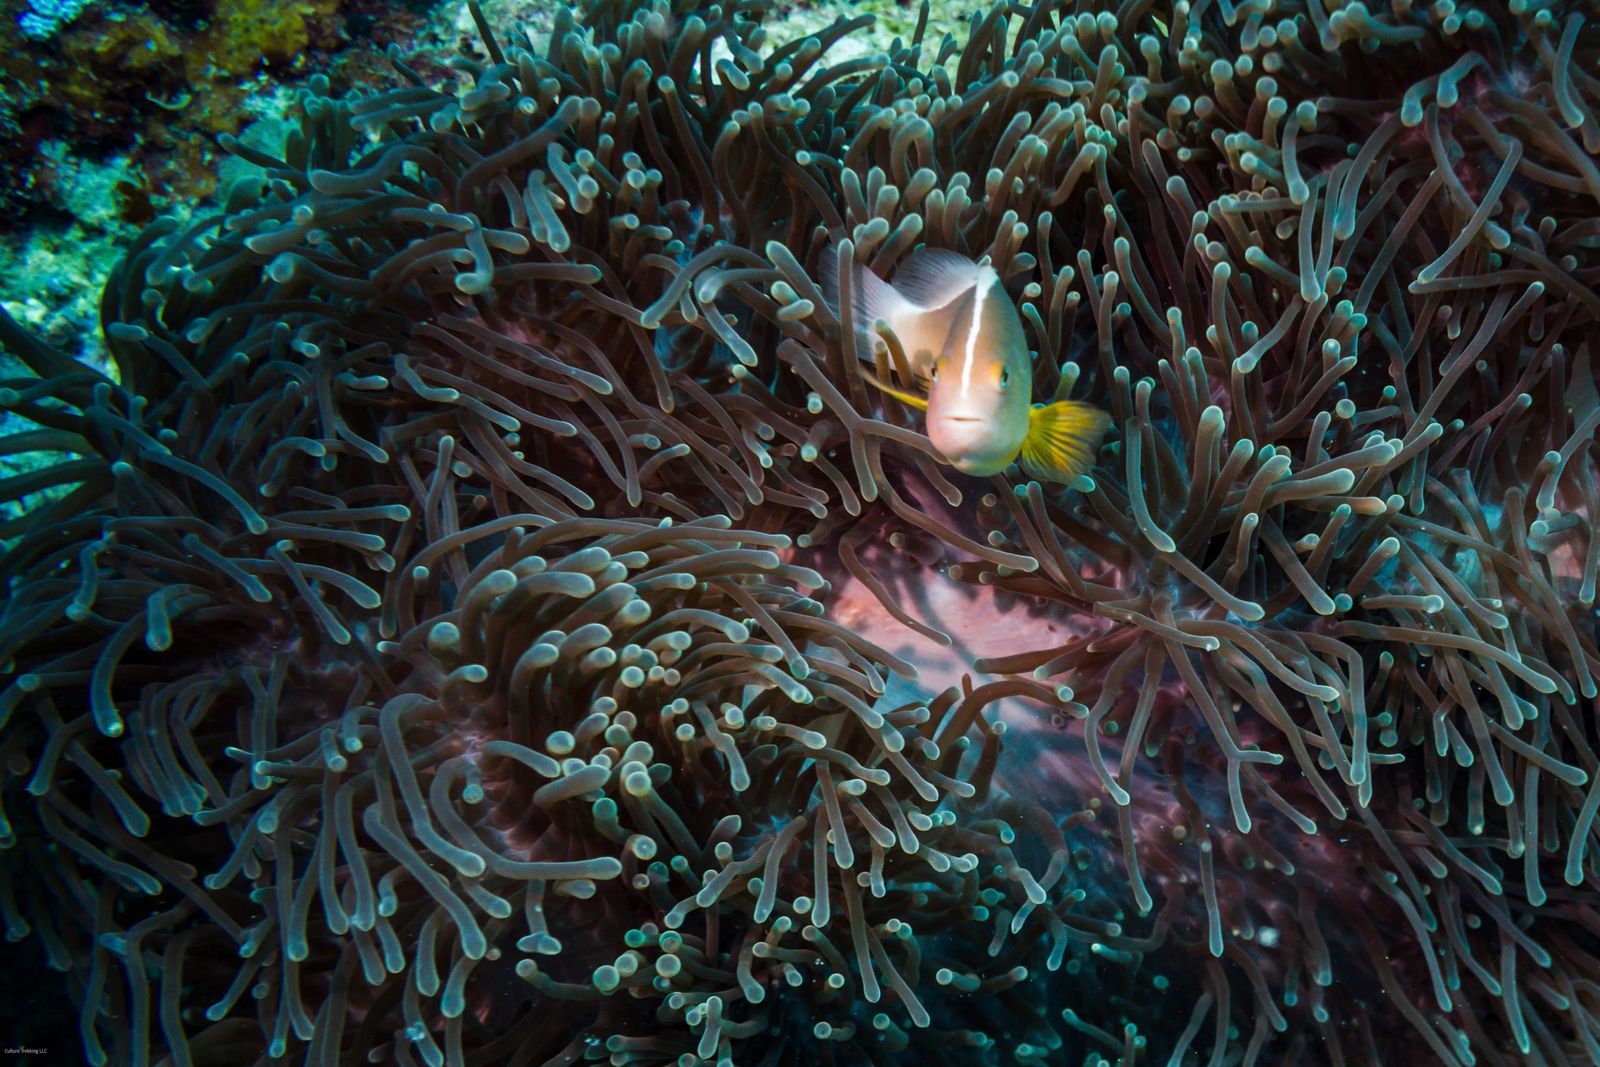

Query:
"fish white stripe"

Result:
[[959, 269, 993, 400]]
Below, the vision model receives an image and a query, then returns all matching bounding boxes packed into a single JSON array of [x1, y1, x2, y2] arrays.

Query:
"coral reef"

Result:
[[0, 0, 355, 206], [0, 0, 434, 396], [2, 0, 1600, 1064]]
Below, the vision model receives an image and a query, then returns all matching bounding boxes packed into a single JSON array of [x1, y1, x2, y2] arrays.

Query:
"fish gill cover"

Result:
[[0, 0, 1598, 1064]]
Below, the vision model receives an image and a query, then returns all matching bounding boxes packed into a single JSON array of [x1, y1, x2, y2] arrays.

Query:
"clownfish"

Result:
[[821, 245, 1110, 483]]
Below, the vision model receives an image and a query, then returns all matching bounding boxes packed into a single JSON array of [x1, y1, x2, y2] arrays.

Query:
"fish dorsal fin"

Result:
[[1016, 401, 1112, 484], [816, 241, 845, 317], [890, 248, 990, 310], [818, 241, 917, 354]]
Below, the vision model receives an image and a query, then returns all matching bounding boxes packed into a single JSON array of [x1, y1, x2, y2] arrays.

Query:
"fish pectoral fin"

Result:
[[861, 368, 930, 411], [1016, 401, 1112, 483]]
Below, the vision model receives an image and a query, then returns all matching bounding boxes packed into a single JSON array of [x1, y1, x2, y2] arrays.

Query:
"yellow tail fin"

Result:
[[1016, 401, 1111, 484]]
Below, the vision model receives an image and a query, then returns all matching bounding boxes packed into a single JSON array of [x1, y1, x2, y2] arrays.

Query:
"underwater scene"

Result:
[[2, 0, 1599, 1064]]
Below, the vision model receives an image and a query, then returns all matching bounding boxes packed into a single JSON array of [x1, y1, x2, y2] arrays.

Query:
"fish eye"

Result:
[[999, 369, 1010, 388], [930, 363, 940, 381]]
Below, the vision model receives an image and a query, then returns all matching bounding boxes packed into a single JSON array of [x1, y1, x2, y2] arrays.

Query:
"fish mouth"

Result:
[[939, 415, 985, 424]]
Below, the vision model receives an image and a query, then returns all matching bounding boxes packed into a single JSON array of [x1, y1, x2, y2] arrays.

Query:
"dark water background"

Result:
[[0, 936, 80, 1062]]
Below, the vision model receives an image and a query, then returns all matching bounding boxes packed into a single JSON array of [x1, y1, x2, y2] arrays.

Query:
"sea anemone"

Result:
[[3, 0, 1600, 1064]]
